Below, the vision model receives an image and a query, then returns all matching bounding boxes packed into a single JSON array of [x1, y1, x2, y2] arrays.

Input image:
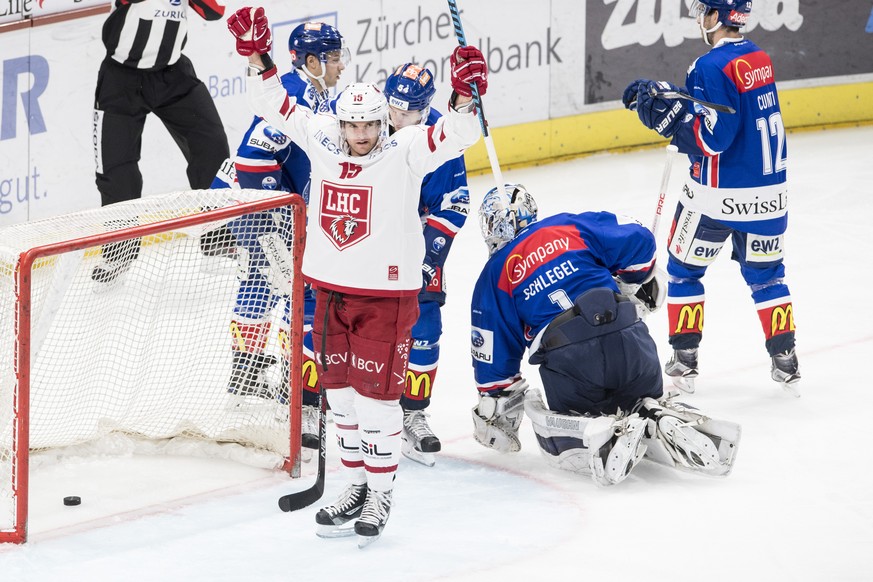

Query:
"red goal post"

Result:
[[0, 190, 306, 544]]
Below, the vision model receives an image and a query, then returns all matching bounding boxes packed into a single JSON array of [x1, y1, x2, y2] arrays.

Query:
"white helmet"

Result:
[[335, 83, 389, 152], [479, 184, 538, 255]]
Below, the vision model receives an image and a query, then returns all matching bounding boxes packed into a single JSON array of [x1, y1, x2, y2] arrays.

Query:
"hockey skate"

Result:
[[355, 488, 393, 548], [664, 348, 699, 393], [91, 238, 140, 289], [226, 351, 279, 410], [771, 348, 801, 397], [301, 404, 320, 450], [315, 483, 367, 538], [401, 410, 441, 467]]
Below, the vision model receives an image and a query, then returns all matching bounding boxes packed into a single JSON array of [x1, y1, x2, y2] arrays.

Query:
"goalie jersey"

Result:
[[670, 38, 788, 235], [471, 212, 656, 393]]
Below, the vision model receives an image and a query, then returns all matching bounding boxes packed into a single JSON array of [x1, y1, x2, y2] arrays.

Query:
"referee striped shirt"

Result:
[[102, 0, 224, 71]]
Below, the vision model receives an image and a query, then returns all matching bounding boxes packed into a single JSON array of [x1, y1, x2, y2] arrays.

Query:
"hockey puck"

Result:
[[63, 496, 81, 506]]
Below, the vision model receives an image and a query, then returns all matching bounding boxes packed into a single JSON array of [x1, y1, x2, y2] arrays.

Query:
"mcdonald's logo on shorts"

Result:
[[302, 358, 320, 390], [405, 369, 433, 400], [758, 302, 795, 339], [669, 302, 704, 335]]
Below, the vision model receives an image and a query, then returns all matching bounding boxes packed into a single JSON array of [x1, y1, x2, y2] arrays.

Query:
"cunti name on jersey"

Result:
[[497, 225, 587, 298], [723, 50, 775, 94]]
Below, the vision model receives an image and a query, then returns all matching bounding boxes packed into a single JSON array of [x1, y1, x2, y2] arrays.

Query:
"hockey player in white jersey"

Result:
[[228, 6, 486, 547]]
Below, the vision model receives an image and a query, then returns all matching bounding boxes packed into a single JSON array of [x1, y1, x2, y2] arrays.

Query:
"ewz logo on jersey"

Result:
[[263, 126, 287, 145], [321, 181, 372, 250]]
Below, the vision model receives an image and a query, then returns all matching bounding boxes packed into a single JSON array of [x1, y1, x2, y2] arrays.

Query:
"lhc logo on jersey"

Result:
[[321, 181, 372, 250]]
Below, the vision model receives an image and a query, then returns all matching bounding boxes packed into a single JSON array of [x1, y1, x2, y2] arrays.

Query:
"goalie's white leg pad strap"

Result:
[[587, 415, 647, 486]]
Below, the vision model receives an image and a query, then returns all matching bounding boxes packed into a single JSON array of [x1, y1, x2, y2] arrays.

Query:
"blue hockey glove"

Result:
[[637, 81, 687, 138], [622, 78, 651, 111]]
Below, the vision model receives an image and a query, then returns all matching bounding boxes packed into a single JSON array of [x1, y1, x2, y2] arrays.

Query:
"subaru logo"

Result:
[[471, 330, 484, 348], [451, 191, 469, 205], [264, 126, 287, 145]]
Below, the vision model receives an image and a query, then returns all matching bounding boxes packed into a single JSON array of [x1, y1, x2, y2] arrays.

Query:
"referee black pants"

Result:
[[93, 55, 229, 206]]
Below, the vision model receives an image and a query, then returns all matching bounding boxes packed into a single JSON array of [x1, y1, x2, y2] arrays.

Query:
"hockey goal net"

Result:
[[0, 189, 306, 543]]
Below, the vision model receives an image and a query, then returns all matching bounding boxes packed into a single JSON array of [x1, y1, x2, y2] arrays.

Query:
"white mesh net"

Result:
[[0, 189, 305, 541]]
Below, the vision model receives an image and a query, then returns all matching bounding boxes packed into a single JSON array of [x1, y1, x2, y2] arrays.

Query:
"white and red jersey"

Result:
[[246, 68, 480, 296]]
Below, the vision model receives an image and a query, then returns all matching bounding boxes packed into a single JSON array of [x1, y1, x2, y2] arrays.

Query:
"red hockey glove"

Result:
[[227, 7, 272, 56], [450, 45, 488, 97]]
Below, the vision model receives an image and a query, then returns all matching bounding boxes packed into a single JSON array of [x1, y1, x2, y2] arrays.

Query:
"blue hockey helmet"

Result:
[[479, 184, 538, 255], [288, 22, 349, 69], [384, 63, 437, 112], [690, 0, 752, 30]]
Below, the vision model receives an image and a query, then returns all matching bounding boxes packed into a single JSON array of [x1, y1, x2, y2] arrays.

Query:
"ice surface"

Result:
[[1, 126, 871, 581]]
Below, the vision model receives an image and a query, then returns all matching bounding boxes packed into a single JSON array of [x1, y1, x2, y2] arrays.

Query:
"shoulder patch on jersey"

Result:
[[471, 327, 494, 363], [497, 225, 587, 294], [263, 126, 288, 145]]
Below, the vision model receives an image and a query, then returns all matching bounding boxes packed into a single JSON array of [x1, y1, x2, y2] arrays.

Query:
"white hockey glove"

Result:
[[615, 267, 667, 319], [472, 379, 528, 453]]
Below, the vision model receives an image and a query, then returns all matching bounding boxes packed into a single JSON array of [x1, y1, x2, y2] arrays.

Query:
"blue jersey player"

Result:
[[469, 185, 741, 485], [383, 63, 470, 467], [622, 0, 800, 395], [211, 22, 349, 449]]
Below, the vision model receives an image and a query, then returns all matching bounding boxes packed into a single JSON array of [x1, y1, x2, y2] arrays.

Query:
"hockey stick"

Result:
[[651, 144, 679, 236], [446, 0, 507, 199], [649, 87, 735, 114], [278, 385, 326, 512]]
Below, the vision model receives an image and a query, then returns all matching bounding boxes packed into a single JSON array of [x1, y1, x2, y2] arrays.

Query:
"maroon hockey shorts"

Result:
[[311, 289, 419, 400]]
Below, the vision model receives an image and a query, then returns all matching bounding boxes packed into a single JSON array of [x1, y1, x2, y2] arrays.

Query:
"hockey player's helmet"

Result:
[[335, 83, 390, 153], [690, 0, 752, 30], [384, 63, 437, 123], [479, 184, 538, 255], [288, 22, 350, 69]]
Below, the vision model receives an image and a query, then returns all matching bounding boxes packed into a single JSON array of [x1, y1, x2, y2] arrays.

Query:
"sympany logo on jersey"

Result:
[[497, 225, 587, 293], [730, 50, 775, 93], [471, 326, 494, 363], [320, 180, 372, 250]]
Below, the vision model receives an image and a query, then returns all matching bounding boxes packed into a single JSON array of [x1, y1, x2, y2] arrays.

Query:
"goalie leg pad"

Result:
[[587, 415, 647, 486], [524, 388, 591, 472], [638, 397, 741, 476], [472, 380, 528, 452]]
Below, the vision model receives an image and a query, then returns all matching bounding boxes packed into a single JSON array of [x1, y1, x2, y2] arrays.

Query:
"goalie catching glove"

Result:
[[472, 379, 527, 452], [614, 267, 666, 319]]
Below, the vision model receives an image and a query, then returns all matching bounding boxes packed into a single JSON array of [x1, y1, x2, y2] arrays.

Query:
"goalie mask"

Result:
[[335, 83, 390, 155], [384, 63, 437, 129], [690, 0, 752, 44], [479, 184, 538, 255]]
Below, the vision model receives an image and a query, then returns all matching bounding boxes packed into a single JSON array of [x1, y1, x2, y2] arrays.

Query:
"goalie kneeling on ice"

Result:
[[523, 389, 741, 483]]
